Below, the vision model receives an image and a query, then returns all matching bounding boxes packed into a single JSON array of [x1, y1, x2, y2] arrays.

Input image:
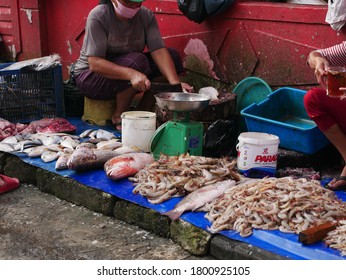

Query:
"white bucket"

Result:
[[121, 111, 156, 152], [236, 132, 280, 178]]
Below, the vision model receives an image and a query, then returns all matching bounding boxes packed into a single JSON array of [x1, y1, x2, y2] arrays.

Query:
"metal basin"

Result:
[[155, 92, 211, 112]]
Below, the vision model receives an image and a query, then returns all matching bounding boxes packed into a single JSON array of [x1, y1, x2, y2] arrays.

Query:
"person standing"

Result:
[[73, 0, 192, 131]]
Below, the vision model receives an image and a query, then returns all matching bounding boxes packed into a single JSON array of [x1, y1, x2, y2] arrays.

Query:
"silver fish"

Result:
[[13, 139, 42, 152], [114, 145, 143, 154], [79, 129, 96, 138], [40, 135, 62, 146], [60, 136, 80, 150], [63, 147, 74, 154], [41, 150, 59, 163], [96, 129, 116, 141], [163, 179, 236, 221], [27, 145, 49, 157], [1, 135, 20, 145], [67, 147, 120, 172], [22, 147, 38, 155], [96, 139, 122, 150], [46, 143, 64, 152], [55, 152, 71, 170], [76, 142, 96, 150], [0, 142, 15, 153], [88, 130, 98, 139]]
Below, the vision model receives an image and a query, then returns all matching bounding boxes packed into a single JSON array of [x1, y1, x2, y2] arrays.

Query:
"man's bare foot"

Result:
[[326, 166, 346, 191]]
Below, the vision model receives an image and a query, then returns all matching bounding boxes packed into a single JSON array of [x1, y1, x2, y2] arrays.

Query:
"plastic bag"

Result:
[[326, 0, 346, 31], [177, 0, 235, 24], [177, 0, 208, 24], [0, 54, 61, 71], [203, 119, 238, 158]]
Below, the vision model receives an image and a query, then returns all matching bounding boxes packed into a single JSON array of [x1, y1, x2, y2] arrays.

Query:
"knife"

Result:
[[127, 82, 183, 93]]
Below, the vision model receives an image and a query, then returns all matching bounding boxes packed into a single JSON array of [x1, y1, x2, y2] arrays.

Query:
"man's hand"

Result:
[[181, 82, 194, 93], [307, 51, 329, 89], [129, 71, 151, 92]]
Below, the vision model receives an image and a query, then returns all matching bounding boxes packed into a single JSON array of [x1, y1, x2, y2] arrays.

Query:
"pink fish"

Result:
[[104, 153, 154, 180], [163, 180, 236, 221]]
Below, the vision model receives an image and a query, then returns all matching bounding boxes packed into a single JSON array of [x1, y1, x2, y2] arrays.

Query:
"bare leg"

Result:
[[136, 90, 156, 111], [111, 87, 138, 128], [323, 124, 346, 189]]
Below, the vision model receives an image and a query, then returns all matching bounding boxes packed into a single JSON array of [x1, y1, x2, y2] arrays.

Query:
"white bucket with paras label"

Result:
[[236, 132, 280, 178], [121, 111, 156, 152]]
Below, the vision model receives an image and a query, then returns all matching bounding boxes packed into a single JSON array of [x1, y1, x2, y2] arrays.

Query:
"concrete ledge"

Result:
[[113, 200, 171, 238], [36, 169, 117, 216], [2, 153, 37, 184], [170, 220, 212, 256], [210, 234, 288, 260]]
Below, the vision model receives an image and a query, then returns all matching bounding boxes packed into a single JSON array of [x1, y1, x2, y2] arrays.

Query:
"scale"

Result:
[[150, 92, 211, 159]]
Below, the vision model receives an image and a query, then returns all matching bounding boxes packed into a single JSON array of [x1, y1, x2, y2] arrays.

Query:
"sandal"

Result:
[[325, 176, 346, 191], [106, 119, 122, 133], [0, 174, 20, 194]]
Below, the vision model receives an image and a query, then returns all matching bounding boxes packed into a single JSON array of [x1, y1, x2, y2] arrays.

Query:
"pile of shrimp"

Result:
[[324, 220, 346, 256], [205, 177, 346, 237], [129, 154, 241, 204]]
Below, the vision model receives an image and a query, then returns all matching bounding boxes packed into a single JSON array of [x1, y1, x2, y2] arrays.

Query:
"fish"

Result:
[[45, 143, 64, 152], [41, 150, 59, 163], [96, 129, 116, 141], [13, 139, 42, 152], [0, 135, 21, 145], [113, 145, 143, 154], [76, 142, 96, 150], [79, 128, 96, 138], [40, 135, 62, 146], [88, 130, 98, 139], [60, 136, 80, 150], [27, 145, 49, 157], [22, 147, 38, 155], [67, 146, 120, 172], [96, 139, 122, 150], [0, 142, 15, 153], [163, 179, 236, 221], [105, 153, 154, 181], [55, 152, 71, 170]]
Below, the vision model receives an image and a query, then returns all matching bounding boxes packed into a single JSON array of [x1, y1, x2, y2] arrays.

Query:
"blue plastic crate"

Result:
[[0, 62, 64, 123], [240, 87, 330, 154]]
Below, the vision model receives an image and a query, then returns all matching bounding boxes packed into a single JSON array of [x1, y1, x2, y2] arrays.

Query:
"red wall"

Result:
[[1, 0, 346, 88], [0, 0, 47, 60]]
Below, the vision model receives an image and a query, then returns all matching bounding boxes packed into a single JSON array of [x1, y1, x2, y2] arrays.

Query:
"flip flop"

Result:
[[0, 174, 20, 194], [106, 120, 122, 133], [325, 176, 346, 191]]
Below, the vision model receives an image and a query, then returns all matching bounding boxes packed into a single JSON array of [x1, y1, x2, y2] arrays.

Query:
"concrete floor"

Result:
[[0, 183, 214, 260]]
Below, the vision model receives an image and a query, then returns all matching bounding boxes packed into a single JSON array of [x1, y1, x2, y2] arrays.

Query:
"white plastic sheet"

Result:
[[326, 0, 346, 31], [0, 54, 61, 71]]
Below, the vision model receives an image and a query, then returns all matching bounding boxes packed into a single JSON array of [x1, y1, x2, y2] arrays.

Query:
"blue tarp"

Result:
[[14, 117, 346, 260]]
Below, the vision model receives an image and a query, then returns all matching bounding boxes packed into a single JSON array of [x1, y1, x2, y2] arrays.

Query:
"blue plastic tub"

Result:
[[240, 87, 330, 154]]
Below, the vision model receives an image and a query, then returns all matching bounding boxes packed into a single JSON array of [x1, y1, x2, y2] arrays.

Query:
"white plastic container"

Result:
[[121, 111, 156, 152], [236, 132, 280, 178]]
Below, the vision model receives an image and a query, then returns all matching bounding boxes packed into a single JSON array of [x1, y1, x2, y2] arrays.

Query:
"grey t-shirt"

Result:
[[74, 4, 165, 75]]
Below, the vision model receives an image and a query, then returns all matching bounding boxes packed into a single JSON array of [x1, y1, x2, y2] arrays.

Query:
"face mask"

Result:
[[112, 0, 140, 19]]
